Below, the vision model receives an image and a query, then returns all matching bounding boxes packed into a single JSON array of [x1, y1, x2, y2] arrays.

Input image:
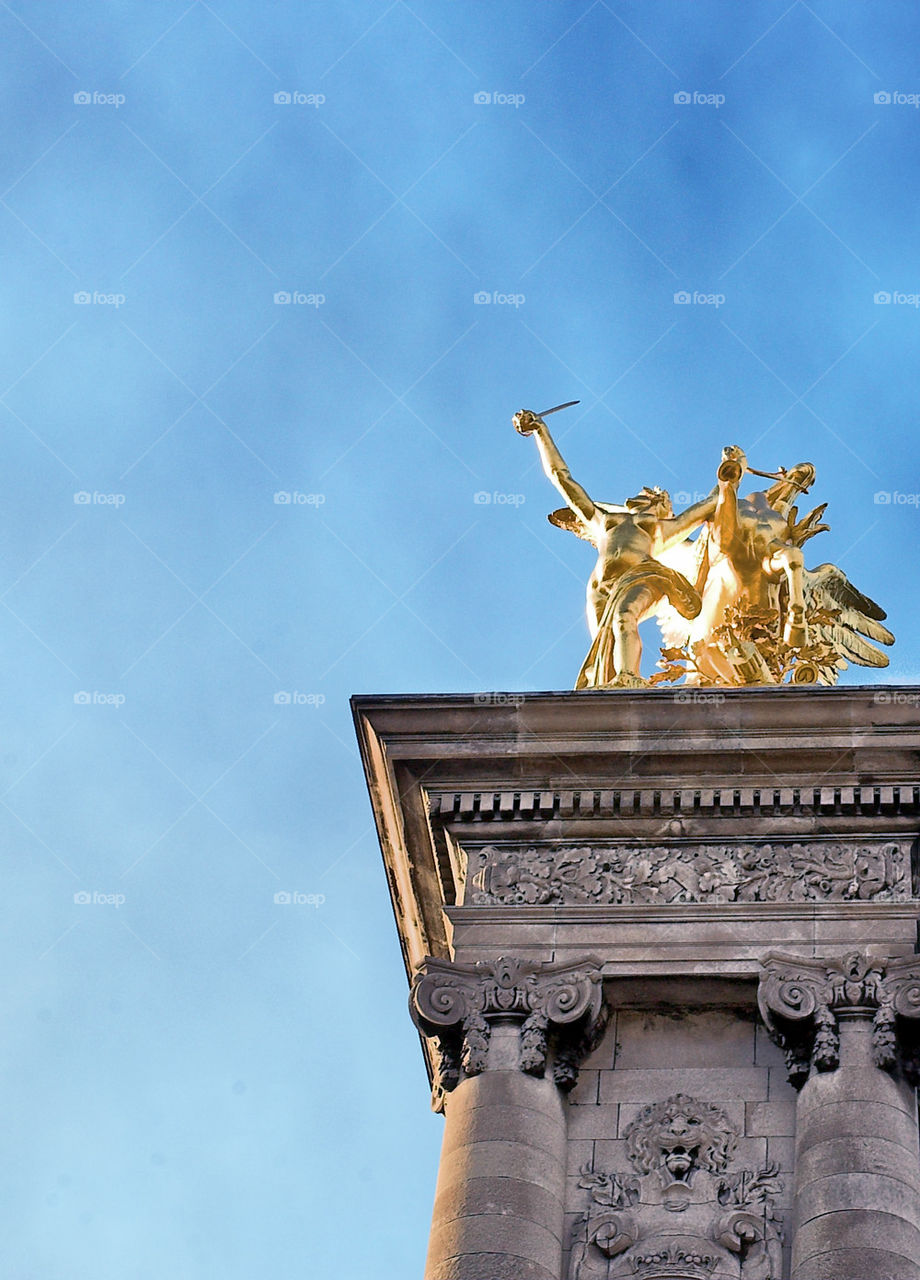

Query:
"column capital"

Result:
[[410, 954, 607, 1101], [758, 949, 920, 1087]]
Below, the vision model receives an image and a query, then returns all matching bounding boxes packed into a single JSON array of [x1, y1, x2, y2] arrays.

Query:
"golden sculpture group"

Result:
[[513, 406, 893, 688]]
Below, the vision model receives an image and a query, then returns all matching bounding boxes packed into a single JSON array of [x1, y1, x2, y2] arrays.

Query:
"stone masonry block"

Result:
[[567, 1070, 599, 1104], [614, 1008, 756, 1069], [745, 1100, 796, 1137], [439, 1139, 566, 1198], [599, 1067, 767, 1104], [432, 1176, 564, 1235], [428, 1211, 562, 1263], [794, 1099, 919, 1157], [795, 1171, 920, 1233], [566, 1104, 619, 1141], [794, 1209, 920, 1266]]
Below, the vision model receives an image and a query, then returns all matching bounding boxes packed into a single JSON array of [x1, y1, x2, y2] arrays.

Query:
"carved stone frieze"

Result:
[[409, 955, 606, 1102], [569, 1093, 783, 1280], [758, 949, 920, 1088], [468, 838, 911, 906]]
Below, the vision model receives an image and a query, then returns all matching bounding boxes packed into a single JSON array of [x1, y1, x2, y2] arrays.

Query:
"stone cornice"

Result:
[[431, 783, 920, 823], [352, 688, 920, 1082]]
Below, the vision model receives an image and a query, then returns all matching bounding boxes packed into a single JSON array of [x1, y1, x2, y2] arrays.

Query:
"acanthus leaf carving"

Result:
[[469, 839, 911, 906], [409, 955, 606, 1105], [758, 949, 920, 1087]]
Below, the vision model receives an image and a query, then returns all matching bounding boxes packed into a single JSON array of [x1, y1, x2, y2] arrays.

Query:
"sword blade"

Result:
[[536, 400, 580, 417]]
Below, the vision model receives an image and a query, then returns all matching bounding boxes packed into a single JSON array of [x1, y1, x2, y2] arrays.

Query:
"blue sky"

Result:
[[2, 2, 919, 1276]]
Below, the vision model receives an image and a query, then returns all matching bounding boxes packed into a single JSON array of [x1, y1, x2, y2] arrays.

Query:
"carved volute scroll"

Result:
[[569, 1093, 783, 1280], [758, 949, 920, 1087], [409, 955, 607, 1104]]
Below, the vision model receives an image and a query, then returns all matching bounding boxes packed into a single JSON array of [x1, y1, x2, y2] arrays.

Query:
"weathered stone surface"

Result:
[[446, 903, 920, 977], [441, 1103, 567, 1159], [783, 974, 920, 1278], [567, 1104, 620, 1141], [793, 1208, 920, 1264], [599, 1067, 768, 1105], [567, 1069, 600, 1104], [445, 1069, 566, 1122], [615, 1008, 756, 1068], [795, 1171, 920, 1231], [427, 1212, 563, 1260], [796, 1134, 918, 1186], [794, 1097, 919, 1154], [442, 1139, 566, 1196], [745, 1100, 795, 1136], [791, 1246, 920, 1280], [428, 1251, 558, 1280], [432, 1176, 564, 1235]]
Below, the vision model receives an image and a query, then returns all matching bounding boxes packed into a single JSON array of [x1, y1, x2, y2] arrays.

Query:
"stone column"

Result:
[[759, 950, 920, 1280], [410, 955, 607, 1280]]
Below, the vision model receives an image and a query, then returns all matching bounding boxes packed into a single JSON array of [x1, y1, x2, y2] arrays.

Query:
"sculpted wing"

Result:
[[805, 562, 894, 669]]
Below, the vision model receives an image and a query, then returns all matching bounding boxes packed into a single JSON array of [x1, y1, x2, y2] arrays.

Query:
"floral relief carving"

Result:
[[469, 839, 910, 906]]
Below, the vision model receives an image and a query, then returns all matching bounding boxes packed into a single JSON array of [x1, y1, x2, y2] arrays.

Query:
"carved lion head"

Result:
[[623, 1093, 737, 1182]]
